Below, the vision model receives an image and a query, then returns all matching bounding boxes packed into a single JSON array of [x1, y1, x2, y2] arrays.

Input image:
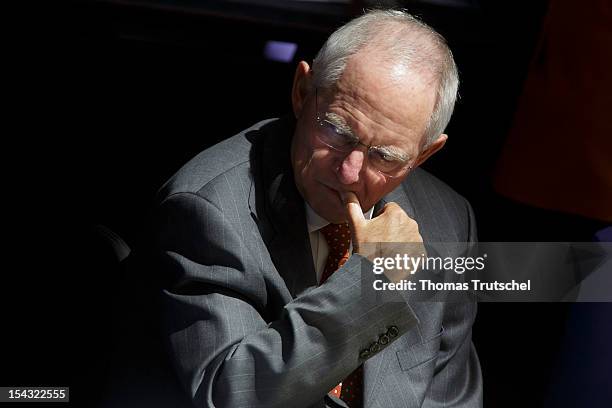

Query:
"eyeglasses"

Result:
[[314, 88, 413, 178]]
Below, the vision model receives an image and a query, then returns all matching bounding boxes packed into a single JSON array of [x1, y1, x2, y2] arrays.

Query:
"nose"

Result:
[[337, 150, 365, 185]]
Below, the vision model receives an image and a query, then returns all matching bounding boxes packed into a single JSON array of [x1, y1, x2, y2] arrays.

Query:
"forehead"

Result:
[[324, 53, 437, 151]]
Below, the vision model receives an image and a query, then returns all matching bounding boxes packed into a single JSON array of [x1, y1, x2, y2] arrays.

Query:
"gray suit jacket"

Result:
[[154, 117, 482, 408]]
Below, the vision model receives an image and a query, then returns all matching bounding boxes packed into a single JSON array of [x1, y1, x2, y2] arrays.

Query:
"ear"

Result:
[[413, 134, 448, 168], [291, 61, 313, 119]]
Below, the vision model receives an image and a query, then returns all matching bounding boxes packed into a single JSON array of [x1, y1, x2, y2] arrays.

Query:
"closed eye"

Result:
[[372, 146, 410, 163], [320, 120, 358, 145], [378, 151, 396, 162], [322, 119, 354, 138]]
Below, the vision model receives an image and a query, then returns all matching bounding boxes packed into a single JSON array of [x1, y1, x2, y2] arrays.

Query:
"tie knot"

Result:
[[320, 223, 351, 249]]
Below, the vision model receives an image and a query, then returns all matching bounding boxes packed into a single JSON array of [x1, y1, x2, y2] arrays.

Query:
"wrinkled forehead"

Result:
[[320, 55, 437, 150]]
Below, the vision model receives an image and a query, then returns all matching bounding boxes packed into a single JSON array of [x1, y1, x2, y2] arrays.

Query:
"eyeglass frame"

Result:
[[313, 87, 414, 179]]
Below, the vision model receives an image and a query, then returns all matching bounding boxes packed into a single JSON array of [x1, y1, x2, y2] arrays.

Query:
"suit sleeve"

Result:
[[155, 192, 418, 408], [424, 199, 483, 407]]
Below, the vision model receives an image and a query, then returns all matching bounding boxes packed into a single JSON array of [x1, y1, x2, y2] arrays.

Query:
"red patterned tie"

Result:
[[320, 223, 363, 408]]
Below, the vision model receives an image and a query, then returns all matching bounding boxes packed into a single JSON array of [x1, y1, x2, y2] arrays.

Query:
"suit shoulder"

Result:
[[407, 168, 469, 207], [392, 168, 475, 241], [156, 118, 277, 201]]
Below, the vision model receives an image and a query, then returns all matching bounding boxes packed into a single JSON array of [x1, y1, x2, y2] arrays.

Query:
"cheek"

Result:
[[293, 144, 330, 200], [297, 148, 336, 180], [361, 176, 396, 209]]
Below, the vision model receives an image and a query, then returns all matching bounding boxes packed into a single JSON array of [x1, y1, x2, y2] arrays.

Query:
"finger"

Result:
[[380, 201, 403, 215], [379, 202, 416, 226], [341, 191, 365, 229]]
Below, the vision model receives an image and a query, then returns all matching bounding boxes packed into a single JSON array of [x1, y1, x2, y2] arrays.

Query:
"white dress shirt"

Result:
[[305, 203, 374, 284]]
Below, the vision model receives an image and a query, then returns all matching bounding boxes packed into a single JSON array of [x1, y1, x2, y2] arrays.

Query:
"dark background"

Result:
[[4, 0, 610, 407]]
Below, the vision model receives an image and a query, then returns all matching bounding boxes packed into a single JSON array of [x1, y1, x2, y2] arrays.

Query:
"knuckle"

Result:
[[403, 217, 418, 231], [385, 202, 399, 210]]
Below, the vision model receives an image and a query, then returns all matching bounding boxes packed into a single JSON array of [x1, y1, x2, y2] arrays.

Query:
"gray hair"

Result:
[[312, 9, 459, 146]]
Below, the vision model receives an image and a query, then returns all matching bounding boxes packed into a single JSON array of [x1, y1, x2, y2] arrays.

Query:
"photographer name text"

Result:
[[373, 279, 531, 291]]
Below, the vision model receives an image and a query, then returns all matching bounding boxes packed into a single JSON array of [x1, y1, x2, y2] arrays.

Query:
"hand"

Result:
[[342, 192, 426, 281]]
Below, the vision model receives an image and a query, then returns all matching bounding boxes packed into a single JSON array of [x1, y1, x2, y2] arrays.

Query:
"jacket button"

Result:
[[359, 349, 371, 359], [369, 342, 380, 353], [379, 333, 390, 345], [387, 326, 399, 338]]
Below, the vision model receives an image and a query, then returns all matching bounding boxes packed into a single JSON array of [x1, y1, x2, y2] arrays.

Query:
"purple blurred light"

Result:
[[263, 41, 298, 63]]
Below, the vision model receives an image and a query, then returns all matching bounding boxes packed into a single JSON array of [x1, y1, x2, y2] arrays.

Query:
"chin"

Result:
[[324, 214, 345, 224], [330, 216, 348, 225], [314, 204, 346, 224]]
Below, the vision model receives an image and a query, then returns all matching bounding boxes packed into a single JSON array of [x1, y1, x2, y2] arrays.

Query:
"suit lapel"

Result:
[[373, 185, 417, 220], [365, 186, 423, 406], [253, 117, 317, 298], [267, 172, 317, 297]]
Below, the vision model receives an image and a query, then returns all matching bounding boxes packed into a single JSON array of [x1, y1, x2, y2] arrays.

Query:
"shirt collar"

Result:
[[305, 202, 374, 233]]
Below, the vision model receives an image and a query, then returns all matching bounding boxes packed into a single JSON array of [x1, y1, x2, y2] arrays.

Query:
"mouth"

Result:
[[320, 182, 357, 205], [320, 183, 342, 200]]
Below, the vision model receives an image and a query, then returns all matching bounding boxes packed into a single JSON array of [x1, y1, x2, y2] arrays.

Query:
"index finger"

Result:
[[341, 191, 366, 229]]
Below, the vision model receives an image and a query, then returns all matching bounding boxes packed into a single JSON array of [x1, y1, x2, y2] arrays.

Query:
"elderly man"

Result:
[[154, 9, 482, 408]]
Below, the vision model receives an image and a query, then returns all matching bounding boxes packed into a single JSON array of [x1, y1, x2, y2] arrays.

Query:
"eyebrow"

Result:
[[323, 112, 355, 136], [323, 111, 411, 162], [374, 145, 411, 162]]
